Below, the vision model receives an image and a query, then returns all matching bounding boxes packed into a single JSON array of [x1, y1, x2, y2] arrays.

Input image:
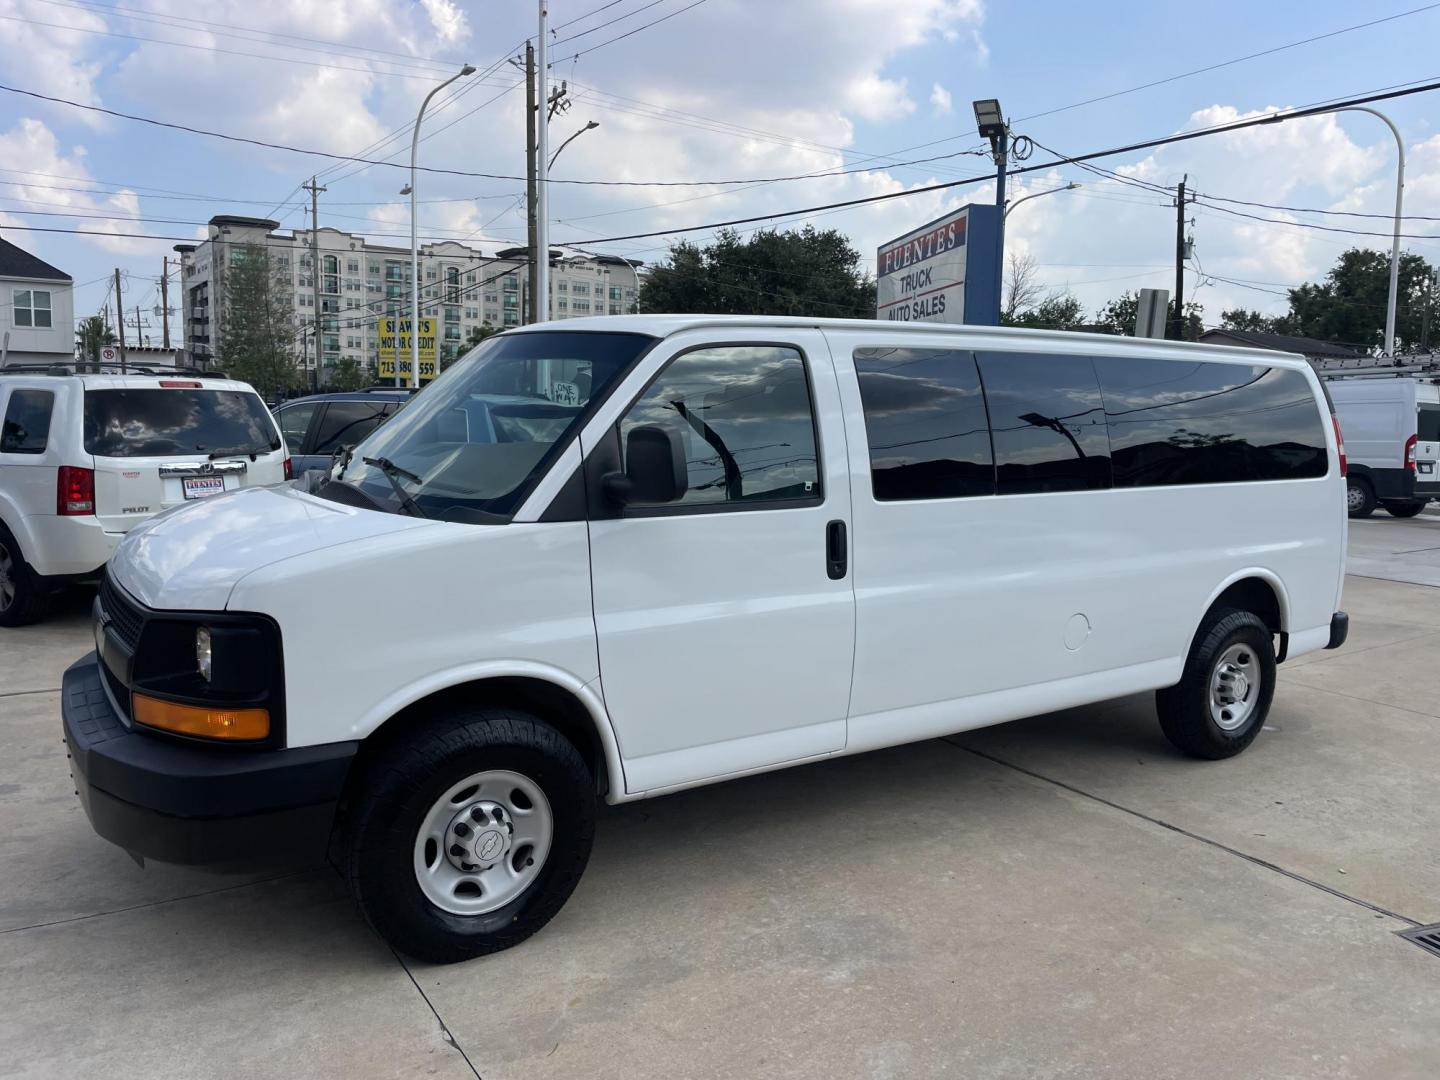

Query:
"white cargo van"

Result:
[[0, 369, 290, 624], [63, 317, 1348, 962], [1324, 373, 1440, 517]]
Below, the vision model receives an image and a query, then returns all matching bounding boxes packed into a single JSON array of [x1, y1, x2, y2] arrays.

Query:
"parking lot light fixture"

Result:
[[408, 64, 476, 388]]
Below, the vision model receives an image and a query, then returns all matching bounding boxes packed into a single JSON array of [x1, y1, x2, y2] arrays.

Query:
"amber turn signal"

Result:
[[133, 693, 270, 741]]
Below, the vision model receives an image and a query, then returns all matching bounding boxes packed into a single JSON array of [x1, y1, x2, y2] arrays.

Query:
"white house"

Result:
[[0, 237, 74, 368]]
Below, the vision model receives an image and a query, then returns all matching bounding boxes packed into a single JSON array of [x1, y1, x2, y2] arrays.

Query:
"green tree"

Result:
[[1278, 248, 1434, 351], [74, 314, 116, 365], [328, 357, 367, 391], [1219, 308, 1286, 333], [640, 227, 876, 317], [1093, 291, 1203, 340], [1008, 292, 1085, 331], [216, 242, 299, 399]]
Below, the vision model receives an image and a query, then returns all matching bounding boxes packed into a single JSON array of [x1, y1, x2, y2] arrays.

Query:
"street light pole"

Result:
[[406, 63, 474, 389], [550, 120, 599, 169], [1003, 182, 1081, 220], [1264, 106, 1405, 358], [536, 0, 551, 324]]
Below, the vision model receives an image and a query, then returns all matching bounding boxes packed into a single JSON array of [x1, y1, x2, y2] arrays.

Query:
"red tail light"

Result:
[[283, 456, 293, 481], [1331, 414, 1347, 478], [1404, 433, 1417, 471], [57, 466, 95, 515]]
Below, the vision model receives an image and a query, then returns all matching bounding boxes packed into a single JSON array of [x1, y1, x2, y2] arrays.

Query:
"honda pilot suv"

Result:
[[0, 367, 289, 624]]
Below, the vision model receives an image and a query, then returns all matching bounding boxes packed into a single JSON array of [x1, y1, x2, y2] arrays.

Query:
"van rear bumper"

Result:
[[1327, 611, 1349, 650], [61, 653, 357, 871]]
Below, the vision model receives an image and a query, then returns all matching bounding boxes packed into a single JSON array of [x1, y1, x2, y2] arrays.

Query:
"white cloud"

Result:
[[0, 119, 160, 256], [930, 83, 953, 115], [844, 74, 916, 123]]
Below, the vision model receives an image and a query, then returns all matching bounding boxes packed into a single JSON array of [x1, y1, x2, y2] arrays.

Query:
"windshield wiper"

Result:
[[205, 446, 265, 460], [362, 456, 427, 518]]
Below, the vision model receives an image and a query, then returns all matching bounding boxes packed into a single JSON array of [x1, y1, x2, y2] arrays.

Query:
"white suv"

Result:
[[0, 367, 289, 624]]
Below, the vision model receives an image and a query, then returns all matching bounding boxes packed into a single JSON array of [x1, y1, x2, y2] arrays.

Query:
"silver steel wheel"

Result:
[[1346, 483, 1366, 512], [1210, 642, 1260, 731], [0, 541, 15, 612], [413, 769, 553, 916]]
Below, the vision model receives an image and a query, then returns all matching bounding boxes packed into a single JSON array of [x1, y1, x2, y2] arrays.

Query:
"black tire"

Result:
[[0, 525, 51, 628], [1346, 476, 1376, 518], [1156, 608, 1275, 760], [342, 707, 595, 964], [1383, 500, 1427, 518]]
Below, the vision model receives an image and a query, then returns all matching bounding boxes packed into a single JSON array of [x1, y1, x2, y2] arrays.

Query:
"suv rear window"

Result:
[[84, 388, 281, 458]]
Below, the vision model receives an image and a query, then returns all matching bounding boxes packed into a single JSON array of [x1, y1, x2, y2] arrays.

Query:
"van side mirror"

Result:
[[603, 424, 687, 506]]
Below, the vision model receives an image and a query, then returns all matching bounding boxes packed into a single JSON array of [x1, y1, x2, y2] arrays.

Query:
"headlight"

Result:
[[196, 626, 212, 682]]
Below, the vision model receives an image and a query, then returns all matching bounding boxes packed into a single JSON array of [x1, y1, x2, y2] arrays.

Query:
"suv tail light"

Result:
[[1404, 433, 1417, 471], [1331, 414, 1347, 478], [57, 466, 95, 515], [283, 456, 293, 481]]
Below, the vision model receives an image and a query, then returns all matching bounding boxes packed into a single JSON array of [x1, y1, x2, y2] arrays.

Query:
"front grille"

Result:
[[98, 573, 143, 651]]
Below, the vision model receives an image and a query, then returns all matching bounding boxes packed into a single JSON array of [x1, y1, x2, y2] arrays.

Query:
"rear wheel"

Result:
[[1383, 500, 1427, 518], [0, 527, 51, 627], [342, 706, 595, 964], [1156, 608, 1275, 760], [1346, 476, 1376, 518]]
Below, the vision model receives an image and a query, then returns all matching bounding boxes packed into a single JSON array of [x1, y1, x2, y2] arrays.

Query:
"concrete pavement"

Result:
[[3, 520, 1438, 1079]]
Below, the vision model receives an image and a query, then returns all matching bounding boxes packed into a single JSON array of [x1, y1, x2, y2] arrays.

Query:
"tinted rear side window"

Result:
[[1, 389, 54, 454], [84, 389, 281, 458], [1095, 359, 1328, 485], [976, 352, 1110, 494], [853, 347, 994, 500], [312, 400, 391, 455]]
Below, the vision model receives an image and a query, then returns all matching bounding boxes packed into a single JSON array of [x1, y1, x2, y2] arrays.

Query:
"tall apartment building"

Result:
[[174, 216, 641, 382]]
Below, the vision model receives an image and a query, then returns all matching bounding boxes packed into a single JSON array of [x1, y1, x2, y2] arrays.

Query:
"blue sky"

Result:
[[3, 0, 1439, 342]]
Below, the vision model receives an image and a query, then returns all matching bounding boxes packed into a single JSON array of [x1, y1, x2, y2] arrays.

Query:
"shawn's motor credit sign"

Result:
[[377, 317, 438, 383], [875, 204, 1001, 326]]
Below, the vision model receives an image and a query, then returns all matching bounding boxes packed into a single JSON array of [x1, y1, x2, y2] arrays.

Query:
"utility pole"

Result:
[[525, 42, 538, 324], [535, 0, 550, 324], [160, 256, 171, 351], [113, 268, 127, 373], [303, 176, 326, 391], [1171, 176, 1191, 341], [135, 305, 143, 347]]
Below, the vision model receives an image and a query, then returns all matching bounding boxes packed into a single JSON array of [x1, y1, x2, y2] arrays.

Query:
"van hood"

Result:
[[109, 484, 436, 610]]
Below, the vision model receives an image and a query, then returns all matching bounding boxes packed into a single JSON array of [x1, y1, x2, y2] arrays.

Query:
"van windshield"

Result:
[[337, 331, 653, 521]]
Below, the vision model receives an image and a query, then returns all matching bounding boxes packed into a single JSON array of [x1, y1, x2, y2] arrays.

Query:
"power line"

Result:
[[551, 0, 712, 64], [0, 12, 462, 82], [1012, 1, 1440, 125], [552, 0, 672, 46]]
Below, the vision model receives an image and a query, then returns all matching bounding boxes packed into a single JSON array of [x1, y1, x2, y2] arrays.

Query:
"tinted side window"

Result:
[[977, 353, 1110, 494], [276, 402, 318, 451], [312, 401, 390, 455], [618, 344, 820, 508], [853, 347, 993, 500], [1, 389, 54, 454], [1095, 359, 1328, 485]]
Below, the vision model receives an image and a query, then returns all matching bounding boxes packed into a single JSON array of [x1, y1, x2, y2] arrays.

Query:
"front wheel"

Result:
[[1383, 500, 1427, 518], [342, 707, 595, 964], [1156, 609, 1276, 760]]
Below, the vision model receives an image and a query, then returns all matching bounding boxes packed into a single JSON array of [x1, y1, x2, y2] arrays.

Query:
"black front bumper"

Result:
[[62, 653, 358, 871]]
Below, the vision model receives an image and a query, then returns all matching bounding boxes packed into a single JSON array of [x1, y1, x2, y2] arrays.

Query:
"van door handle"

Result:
[[826, 519, 847, 580]]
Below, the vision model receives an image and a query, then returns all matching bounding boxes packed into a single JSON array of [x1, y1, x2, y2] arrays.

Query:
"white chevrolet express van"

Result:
[[64, 317, 1349, 962]]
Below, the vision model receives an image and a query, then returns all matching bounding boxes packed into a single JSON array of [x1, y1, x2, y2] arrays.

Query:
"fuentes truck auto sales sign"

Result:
[[876, 203, 1002, 326]]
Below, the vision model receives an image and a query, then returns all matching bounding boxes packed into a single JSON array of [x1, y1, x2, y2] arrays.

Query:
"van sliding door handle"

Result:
[[826, 520, 847, 580]]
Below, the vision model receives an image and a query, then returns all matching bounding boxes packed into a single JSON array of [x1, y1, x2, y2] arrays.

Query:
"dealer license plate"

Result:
[[182, 476, 227, 500]]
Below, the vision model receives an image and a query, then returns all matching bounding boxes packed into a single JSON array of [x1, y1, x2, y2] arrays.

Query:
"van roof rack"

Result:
[[1312, 352, 1440, 380], [0, 363, 230, 379]]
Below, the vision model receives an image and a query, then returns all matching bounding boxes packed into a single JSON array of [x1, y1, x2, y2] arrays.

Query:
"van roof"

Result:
[[509, 314, 1312, 368], [0, 370, 257, 393]]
